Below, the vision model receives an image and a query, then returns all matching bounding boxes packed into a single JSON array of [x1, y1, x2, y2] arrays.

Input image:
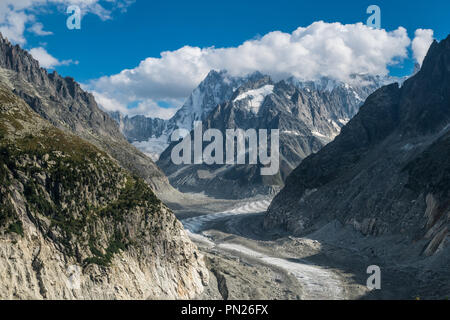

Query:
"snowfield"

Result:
[[234, 85, 274, 113]]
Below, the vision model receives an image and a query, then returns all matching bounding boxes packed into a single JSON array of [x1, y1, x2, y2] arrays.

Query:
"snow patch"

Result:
[[281, 130, 303, 136], [182, 199, 271, 234], [337, 118, 349, 125], [234, 85, 274, 113], [311, 131, 329, 139]]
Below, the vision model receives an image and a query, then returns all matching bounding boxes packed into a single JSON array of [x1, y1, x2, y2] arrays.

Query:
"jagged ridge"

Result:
[[0, 33, 170, 193]]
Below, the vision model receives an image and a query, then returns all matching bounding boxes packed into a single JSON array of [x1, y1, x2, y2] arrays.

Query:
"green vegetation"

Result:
[[99, 176, 159, 222], [0, 145, 17, 186], [0, 202, 15, 228], [0, 196, 23, 237], [7, 220, 24, 236], [0, 128, 161, 265], [24, 182, 54, 217], [83, 175, 161, 266], [0, 85, 163, 266], [85, 231, 129, 266]]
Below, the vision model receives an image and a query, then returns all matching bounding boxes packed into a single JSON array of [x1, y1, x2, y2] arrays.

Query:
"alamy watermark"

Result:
[[67, 5, 81, 30], [366, 265, 381, 290], [170, 122, 280, 176], [366, 5, 381, 29]]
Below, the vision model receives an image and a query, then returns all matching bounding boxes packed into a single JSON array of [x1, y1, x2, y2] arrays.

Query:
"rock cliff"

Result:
[[0, 82, 208, 299]]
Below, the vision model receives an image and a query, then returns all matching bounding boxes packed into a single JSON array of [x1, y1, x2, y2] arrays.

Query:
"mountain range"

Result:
[[113, 70, 397, 198], [1, 27, 448, 300]]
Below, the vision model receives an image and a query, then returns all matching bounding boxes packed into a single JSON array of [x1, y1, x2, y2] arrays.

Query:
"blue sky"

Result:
[[1, 0, 449, 118]]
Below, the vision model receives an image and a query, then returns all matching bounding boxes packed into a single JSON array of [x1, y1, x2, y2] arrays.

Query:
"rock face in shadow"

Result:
[[265, 36, 450, 258], [0, 33, 171, 193], [0, 84, 208, 299]]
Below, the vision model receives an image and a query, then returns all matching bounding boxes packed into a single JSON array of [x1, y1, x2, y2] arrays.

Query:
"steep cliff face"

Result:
[[0, 34, 171, 193], [0, 85, 208, 299], [265, 36, 450, 258]]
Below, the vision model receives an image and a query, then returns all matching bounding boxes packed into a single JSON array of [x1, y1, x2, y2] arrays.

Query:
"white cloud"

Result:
[[29, 22, 53, 36], [0, 0, 134, 44], [0, 10, 30, 44], [0, 1, 132, 76], [129, 100, 179, 120], [91, 91, 125, 114], [92, 91, 179, 120], [90, 22, 413, 117], [412, 29, 434, 66], [29, 47, 77, 68]]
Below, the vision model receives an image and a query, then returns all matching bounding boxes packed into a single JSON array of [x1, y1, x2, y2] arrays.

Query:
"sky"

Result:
[[0, 0, 449, 119]]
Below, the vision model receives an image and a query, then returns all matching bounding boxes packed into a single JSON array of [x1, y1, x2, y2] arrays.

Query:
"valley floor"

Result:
[[168, 194, 449, 300], [169, 196, 366, 300]]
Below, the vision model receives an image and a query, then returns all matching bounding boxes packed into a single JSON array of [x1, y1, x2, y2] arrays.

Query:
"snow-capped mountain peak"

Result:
[[168, 70, 261, 132], [111, 70, 395, 162]]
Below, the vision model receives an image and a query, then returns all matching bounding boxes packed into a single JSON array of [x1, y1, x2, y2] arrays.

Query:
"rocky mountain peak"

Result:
[[0, 31, 171, 192], [398, 35, 450, 135], [156, 67, 392, 198]]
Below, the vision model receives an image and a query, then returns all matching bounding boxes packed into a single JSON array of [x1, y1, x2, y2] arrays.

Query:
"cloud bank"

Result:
[[90, 21, 419, 118], [93, 91, 179, 120], [29, 47, 77, 68], [412, 29, 434, 66]]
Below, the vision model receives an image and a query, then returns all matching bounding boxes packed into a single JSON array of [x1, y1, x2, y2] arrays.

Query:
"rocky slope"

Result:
[[0, 34, 171, 193], [156, 72, 393, 198], [265, 36, 450, 267], [0, 84, 208, 299]]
